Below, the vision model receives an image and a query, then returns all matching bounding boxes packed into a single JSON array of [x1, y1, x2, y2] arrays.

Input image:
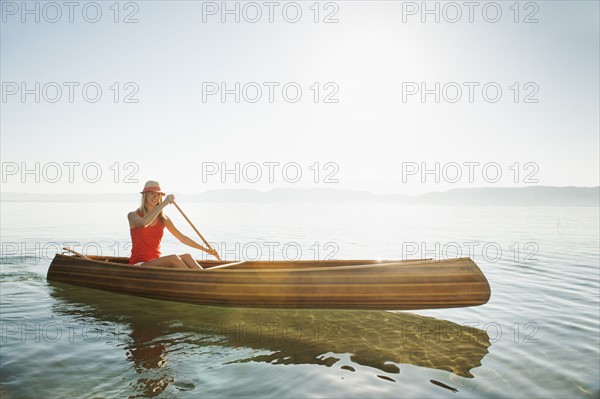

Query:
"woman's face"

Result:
[[145, 191, 162, 207]]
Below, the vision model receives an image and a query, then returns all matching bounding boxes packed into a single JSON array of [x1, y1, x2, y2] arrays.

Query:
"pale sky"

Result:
[[1, 0, 598, 195]]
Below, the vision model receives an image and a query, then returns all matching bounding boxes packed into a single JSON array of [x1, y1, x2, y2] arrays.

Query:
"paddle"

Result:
[[172, 201, 222, 261], [62, 247, 91, 259]]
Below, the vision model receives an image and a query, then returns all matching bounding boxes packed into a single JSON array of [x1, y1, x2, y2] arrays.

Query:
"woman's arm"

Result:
[[128, 194, 174, 228], [164, 216, 217, 256]]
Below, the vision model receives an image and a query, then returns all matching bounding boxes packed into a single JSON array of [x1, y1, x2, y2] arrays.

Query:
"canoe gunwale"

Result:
[[50, 253, 445, 273]]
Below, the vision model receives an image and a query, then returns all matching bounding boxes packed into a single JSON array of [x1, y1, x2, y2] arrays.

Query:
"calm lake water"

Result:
[[1, 202, 599, 398]]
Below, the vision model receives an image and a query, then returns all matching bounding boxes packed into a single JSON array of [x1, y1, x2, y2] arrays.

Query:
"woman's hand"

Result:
[[164, 194, 175, 204], [206, 248, 219, 258]]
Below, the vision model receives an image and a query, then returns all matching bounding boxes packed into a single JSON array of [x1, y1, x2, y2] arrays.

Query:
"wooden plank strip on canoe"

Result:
[[78, 254, 434, 268], [49, 267, 489, 288]]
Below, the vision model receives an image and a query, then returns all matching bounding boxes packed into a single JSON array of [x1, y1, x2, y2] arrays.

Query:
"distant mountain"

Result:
[[1, 186, 598, 206], [415, 186, 599, 206]]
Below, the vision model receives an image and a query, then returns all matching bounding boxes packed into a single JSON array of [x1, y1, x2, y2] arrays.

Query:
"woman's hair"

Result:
[[139, 192, 165, 223]]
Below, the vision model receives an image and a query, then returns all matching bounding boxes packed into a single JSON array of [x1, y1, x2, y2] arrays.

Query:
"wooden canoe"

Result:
[[46, 254, 491, 310]]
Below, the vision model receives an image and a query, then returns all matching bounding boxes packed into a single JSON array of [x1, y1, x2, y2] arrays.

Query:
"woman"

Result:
[[128, 181, 218, 269]]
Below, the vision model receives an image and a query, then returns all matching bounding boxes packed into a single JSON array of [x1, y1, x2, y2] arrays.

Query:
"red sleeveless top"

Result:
[[129, 210, 165, 264]]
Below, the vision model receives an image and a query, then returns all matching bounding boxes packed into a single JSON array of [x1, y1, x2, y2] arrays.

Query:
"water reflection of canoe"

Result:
[[48, 282, 491, 385], [47, 254, 491, 310]]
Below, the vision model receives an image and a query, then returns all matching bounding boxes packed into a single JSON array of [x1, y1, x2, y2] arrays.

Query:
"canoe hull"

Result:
[[47, 254, 491, 310]]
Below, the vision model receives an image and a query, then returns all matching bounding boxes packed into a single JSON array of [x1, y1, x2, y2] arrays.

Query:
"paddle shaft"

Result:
[[172, 201, 221, 260], [62, 247, 91, 259]]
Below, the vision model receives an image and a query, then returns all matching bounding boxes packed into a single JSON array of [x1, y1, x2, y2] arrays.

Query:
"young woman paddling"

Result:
[[127, 181, 218, 269]]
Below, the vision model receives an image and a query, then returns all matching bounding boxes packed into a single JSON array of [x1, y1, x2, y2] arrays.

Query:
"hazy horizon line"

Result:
[[2, 186, 598, 206], [2, 185, 599, 196]]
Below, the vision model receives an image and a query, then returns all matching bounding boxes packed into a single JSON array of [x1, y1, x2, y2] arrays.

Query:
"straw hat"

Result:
[[140, 180, 166, 195]]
